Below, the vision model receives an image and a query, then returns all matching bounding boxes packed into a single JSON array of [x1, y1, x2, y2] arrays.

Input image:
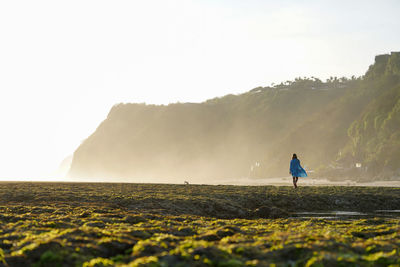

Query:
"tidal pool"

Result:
[[294, 210, 400, 219]]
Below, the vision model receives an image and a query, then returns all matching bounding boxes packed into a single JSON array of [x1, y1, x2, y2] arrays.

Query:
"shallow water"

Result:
[[197, 177, 400, 187], [293, 210, 400, 219], [375, 210, 400, 213]]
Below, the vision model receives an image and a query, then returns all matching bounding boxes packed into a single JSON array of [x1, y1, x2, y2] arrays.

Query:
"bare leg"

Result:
[[293, 177, 297, 188], [295, 177, 299, 187]]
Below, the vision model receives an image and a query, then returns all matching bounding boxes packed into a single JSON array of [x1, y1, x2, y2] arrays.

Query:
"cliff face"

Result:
[[68, 52, 400, 182], [365, 52, 400, 79], [341, 52, 400, 180], [69, 85, 346, 180], [262, 52, 400, 178]]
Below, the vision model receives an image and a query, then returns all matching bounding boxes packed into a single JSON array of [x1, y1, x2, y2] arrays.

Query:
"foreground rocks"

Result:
[[0, 204, 398, 266], [0, 182, 399, 266]]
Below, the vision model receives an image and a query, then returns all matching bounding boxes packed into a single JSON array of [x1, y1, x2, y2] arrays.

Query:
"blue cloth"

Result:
[[290, 158, 308, 177]]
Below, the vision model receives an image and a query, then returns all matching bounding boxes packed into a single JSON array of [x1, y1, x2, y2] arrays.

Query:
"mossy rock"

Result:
[[173, 227, 197, 237], [127, 230, 152, 240], [251, 206, 289, 218], [24, 241, 63, 260], [32, 250, 63, 267], [84, 221, 106, 228], [123, 215, 147, 224], [98, 240, 133, 257]]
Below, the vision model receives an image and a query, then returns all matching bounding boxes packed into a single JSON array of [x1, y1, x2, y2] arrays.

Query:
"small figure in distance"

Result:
[[184, 181, 189, 185], [289, 153, 307, 188]]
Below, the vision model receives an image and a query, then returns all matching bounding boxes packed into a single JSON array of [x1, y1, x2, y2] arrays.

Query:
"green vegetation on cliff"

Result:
[[69, 52, 400, 181], [342, 53, 400, 180]]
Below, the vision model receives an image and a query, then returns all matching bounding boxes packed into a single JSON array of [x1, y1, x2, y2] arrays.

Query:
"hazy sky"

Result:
[[0, 0, 399, 179]]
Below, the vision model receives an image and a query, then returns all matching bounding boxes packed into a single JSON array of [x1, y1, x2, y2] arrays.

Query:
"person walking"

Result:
[[290, 153, 307, 188]]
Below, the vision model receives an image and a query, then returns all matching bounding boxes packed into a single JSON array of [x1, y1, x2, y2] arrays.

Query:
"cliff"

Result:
[[68, 52, 400, 182]]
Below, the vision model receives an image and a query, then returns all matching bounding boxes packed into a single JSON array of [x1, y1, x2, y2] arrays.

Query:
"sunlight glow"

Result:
[[0, 0, 399, 179]]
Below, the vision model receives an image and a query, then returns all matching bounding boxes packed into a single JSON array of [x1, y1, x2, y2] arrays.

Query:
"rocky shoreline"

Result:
[[1, 182, 399, 219]]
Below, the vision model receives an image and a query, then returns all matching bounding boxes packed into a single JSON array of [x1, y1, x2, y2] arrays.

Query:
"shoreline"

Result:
[[1, 177, 399, 187], [0, 182, 399, 219]]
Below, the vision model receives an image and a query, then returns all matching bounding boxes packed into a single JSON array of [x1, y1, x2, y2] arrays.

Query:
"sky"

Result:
[[0, 0, 399, 180]]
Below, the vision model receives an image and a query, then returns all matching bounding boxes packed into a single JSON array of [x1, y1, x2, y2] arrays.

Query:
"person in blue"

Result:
[[290, 153, 307, 188]]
